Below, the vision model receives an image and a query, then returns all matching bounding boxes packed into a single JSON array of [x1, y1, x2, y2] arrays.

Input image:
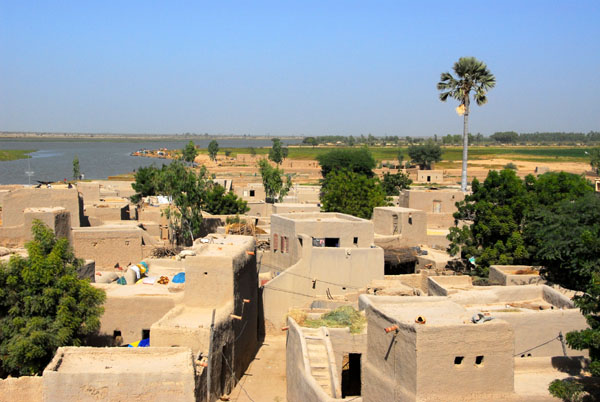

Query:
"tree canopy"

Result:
[[407, 141, 442, 170], [203, 184, 249, 215], [526, 194, 600, 388], [0, 221, 105, 376], [448, 169, 593, 276], [72, 156, 80, 180], [129, 161, 249, 243], [589, 147, 600, 175], [257, 159, 292, 203], [268, 138, 288, 165], [320, 169, 388, 219], [381, 171, 412, 196], [182, 140, 198, 163], [208, 140, 219, 161], [316, 147, 376, 178], [490, 131, 519, 143]]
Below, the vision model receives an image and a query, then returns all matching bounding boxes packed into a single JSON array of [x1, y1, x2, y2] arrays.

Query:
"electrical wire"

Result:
[[513, 335, 561, 357], [220, 350, 256, 402]]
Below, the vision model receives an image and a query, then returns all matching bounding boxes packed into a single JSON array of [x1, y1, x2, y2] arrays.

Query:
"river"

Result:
[[0, 138, 300, 184]]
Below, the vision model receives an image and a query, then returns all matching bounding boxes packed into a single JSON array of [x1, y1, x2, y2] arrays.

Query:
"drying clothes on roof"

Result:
[[172, 272, 185, 283], [128, 338, 150, 348]]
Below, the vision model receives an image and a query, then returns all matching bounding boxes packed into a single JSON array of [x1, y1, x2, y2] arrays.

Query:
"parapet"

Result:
[[43, 347, 196, 402]]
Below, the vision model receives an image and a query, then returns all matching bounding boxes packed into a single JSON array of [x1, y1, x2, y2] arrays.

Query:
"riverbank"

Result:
[[0, 150, 35, 161]]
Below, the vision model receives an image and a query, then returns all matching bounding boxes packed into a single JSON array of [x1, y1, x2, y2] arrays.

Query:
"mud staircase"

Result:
[[302, 327, 341, 398]]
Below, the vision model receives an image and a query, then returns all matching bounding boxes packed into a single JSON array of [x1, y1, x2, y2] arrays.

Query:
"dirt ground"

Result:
[[226, 334, 287, 402], [199, 153, 594, 189]]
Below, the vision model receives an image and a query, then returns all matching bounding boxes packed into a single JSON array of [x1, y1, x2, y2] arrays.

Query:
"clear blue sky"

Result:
[[1, 1, 599, 136]]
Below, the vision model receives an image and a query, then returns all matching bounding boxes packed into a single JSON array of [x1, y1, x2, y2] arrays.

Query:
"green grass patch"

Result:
[[0, 149, 35, 161], [290, 306, 366, 334]]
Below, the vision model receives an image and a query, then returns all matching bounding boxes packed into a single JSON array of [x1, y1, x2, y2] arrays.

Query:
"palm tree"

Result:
[[437, 57, 495, 192]]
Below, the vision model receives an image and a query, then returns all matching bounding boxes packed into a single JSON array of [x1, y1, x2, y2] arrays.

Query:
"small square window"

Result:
[[454, 356, 464, 365], [249, 190, 255, 197], [475, 355, 484, 365]]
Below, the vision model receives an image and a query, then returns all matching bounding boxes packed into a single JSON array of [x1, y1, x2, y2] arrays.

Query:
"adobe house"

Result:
[[269, 212, 375, 269], [398, 188, 464, 228], [360, 295, 516, 401], [42, 347, 196, 402], [416, 169, 444, 184], [263, 212, 383, 327], [1, 187, 83, 228], [428, 277, 588, 358], [233, 182, 266, 202], [372, 207, 427, 248]]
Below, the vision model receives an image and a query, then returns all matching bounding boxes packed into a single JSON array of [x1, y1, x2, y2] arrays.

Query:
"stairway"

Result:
[[302, 327, 341, 398]]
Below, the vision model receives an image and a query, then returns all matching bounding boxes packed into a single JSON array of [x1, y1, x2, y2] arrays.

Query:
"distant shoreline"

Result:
[[0, 132, 304, 142]]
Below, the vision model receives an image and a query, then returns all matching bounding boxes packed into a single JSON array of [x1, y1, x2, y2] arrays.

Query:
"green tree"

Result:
[[397, 151, 404, 168], [347, 135, 355, 146], [202, 184, 249, 215], [257, 159, 292, 203], [182, 140, 198, 164], [0, 221, 105, 376], [525, 194, 600, 381], [491, 131, 519, 144], [320, 170, 388, 219], [130, 165, 160, 203], [155, 161, 211, 245], [448, 169, 593, 276], [72, 155, 80, 180], [268, 138, 287, 164], [437, 57, 496, 191], [381, 171, 412, 196], [208, 140, 219, 161], [316, 147, 376, 178], [249, 147, 257, 156], [407, 141, 442, 170], [588, 147, 600, 175], [303, 137, 318, 147]]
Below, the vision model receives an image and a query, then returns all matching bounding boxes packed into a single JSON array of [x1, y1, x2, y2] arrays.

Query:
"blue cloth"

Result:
[[172, 272, 185, 283]]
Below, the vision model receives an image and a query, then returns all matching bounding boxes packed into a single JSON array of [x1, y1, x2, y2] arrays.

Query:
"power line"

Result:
[[513, 335, 560, 357], [221, 350, 256, 402], [271, 269, 362, 290], [262, 286, 315, 298]]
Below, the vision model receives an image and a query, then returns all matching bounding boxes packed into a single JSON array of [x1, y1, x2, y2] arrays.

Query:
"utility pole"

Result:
[[206, 309, 216, 402]]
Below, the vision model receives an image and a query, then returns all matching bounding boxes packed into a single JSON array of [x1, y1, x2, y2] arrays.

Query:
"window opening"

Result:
[[142, 329, 150, 340], [341, 353, 362, 397], [475, 355, 484, 365], [454, 356, 464, 365], [433, 200, 442, 213], [353, 237, 358, 245], [324, 238, 340, 247], [249, 190, 255, 197]]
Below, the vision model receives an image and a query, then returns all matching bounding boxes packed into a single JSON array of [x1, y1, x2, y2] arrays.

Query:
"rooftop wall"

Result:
[[489, 265, 543, 286], [2, 188, 82, 227], [42, 347, 196, 402]]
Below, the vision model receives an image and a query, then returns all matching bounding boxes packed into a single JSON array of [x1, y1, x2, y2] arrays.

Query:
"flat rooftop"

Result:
[[273, 212, 367, 223], [46, 347, 193, 374], [372, 298, 469, 325]]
